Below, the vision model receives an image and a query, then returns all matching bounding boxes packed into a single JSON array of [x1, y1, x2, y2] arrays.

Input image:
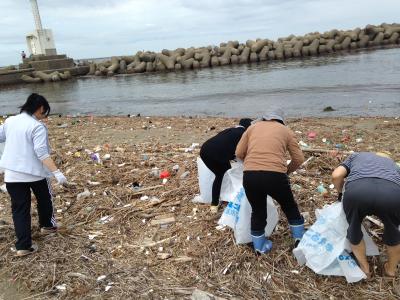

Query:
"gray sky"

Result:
[[1, 0, 399, 66]]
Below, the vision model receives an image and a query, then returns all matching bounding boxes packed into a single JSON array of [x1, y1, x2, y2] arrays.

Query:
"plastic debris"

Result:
[[180, 171, 190, 179], [160, 170, 170, 179], [97, 275, 107, 282], [0, 184, 7, 193], [88, 180, 101, 186], [77, 189, 91, 200], [56, 284, 67, 291], [184, 143, 199, 153], [317, 184, 329, 197], [90, 153, 101, 163], [157, 253, 172, 260], [99, 215, 114, 224], [308, 132, 317, 139], [292, 184, 302, 191], [103, 154, 111, 160], [150, 167, 160, 178], [299, 141, 309, 148], [105, 285, 113, 292]]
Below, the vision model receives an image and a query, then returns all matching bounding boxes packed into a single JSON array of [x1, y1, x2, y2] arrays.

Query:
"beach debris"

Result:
[[150, 216, 176, 226], [157, 253, 172, 260], [160, 170, 170, 179], [66, 272, 91, 280], [190, 289, 218, 300], [180, 171, 190, 179], [88, 180, 101, 186], [90, 153, 101, 163], [99, 215, 114, 224], [366, 216, 384, 228], [55, 284, 67, 291], [308, 132, 317, 139], [0, 184, 7, 193], [323, 106, 335, 112], [292, 184, 302, 191], [105, 285, 113, 292], [77, 189, 91, 200], [174, 256, 193, 263], [97, 275, 107, 282], [317, 184, 329, 197], [301, 211, 310, 222], [299, 141, 309, 148], [103, 154, 111, 160], [150, 167, 161, 178], [0, 115, 398, 299], [184, 143, 199, 153]]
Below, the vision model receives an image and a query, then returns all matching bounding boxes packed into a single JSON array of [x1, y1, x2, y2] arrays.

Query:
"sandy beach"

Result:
[[0, 115, 399, 299]]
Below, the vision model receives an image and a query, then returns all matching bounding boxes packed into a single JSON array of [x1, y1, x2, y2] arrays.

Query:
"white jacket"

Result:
[[0, 112, 52, 177]]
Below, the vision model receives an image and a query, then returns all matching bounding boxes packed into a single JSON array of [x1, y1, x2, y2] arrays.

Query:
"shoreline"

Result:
[[0, 116, 399, 299]]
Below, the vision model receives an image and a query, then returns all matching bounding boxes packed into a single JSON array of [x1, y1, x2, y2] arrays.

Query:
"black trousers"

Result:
[[6, 179, 56, 250], [200, 151, 231, 206], [343, 178, 400, 246], [243, 171, 302, 234]]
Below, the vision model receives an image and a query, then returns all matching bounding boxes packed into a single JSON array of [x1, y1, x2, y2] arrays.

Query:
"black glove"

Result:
[[337, 193, 343, 202]]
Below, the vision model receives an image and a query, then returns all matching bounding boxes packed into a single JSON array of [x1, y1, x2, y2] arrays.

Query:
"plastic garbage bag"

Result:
[[0, 143, 4, 174], [194, 157, 215, 204], [293, 202, 379, 283], [220, 161, 242, 203], [194, 157, 233, 204], [218, 162, 279, 244]]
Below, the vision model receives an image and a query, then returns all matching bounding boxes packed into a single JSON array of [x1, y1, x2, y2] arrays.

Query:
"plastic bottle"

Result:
[[317, 184, 329, 197]]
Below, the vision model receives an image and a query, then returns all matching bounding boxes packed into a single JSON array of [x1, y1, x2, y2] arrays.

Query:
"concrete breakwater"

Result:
[[87, 23, 400, 77]]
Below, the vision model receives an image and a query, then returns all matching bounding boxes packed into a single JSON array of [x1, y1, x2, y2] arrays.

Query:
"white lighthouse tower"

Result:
[[26, 0, 57, 56]]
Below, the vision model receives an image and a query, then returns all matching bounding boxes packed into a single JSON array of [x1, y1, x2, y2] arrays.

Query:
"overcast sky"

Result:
[[0, 0, 399, 66]]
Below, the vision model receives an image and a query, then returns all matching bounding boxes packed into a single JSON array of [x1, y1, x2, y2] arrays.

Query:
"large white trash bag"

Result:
[[193, 157, 215, 204], [218, 163, 279, 244], [293, 202, 379, 283], [194, 157, 237, 204], [0, 143, 4, 174]]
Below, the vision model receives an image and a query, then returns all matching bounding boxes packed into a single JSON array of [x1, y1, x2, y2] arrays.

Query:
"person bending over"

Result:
[[0, 93, 67, 257], [235, 110, 305, 254], [200, 118, 252, 213], [332, 152, 400, 278]]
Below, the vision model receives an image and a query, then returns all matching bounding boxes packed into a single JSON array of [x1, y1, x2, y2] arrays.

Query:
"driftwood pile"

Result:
[[0, 116, 399, 299], [21, 70, 72, 84], [88, 23, 400, 77]]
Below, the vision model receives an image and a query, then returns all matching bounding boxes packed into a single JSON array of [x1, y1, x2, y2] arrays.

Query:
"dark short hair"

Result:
[[239, 118, 253, 129], [19, 93, 50, 117]]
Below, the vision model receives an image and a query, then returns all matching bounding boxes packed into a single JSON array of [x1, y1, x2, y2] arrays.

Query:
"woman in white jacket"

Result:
[[0, 93, 67, 257]]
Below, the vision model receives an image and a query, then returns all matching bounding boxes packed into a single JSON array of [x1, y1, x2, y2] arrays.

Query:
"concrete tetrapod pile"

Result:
[[87, 23, 400, 77], [21, 70, 72, 83]]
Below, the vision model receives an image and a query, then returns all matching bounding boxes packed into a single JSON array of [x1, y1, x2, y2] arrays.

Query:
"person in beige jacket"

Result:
[[235, 110, 304, 254]]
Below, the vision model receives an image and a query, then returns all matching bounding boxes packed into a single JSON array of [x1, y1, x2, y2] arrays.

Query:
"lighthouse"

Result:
[[26, 0, 57, 56]]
